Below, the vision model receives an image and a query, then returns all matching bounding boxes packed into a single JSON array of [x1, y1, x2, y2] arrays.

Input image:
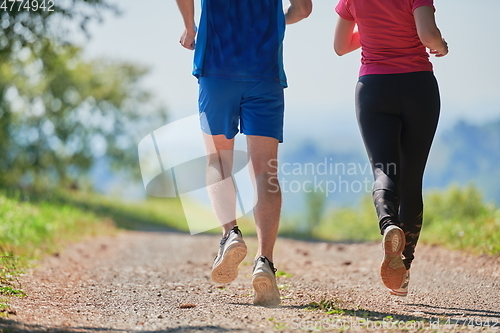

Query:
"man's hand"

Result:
[[176, 0, 196, 50], [285, 0, 312, 24], [180, 28, 196, 50]]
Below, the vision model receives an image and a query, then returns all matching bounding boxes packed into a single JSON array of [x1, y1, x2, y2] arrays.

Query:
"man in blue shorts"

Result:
[[176, 0, 312, 307]]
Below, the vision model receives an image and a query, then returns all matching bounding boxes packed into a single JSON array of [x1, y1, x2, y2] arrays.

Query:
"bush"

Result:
[[293, 185, 500, 255]]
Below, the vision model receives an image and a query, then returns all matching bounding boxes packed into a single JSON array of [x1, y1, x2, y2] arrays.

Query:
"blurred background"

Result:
[[0, 0, 499, 261], [81, 0, 500, 212]]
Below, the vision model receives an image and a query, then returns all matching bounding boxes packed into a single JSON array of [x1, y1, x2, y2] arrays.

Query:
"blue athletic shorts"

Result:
[[198, 77, 285, 142]]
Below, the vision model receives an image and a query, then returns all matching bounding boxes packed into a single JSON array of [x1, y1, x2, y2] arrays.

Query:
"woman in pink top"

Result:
[[334, 0, 448, 296]]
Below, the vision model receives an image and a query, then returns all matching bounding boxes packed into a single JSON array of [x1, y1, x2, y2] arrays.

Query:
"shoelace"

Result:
[[215, 226, 242, 260], [219, 225, 241, 245], [254, 255, 277, 273]]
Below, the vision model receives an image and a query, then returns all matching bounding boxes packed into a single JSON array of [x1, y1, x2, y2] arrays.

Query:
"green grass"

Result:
[[0, 190, 169, 297], [313, 196, 380, 242], [0, 190, 117, 298], [0, 193, 112, 258], [305, 298, 435, 330], [0, 286, 25, 296], [0, 188, 197, 313], [276, 270, 292, 278], [0, 187, 257, 301], [298, 185, 500, 256], [421, 185, 500, 255], [306, 299, 348, 315], [0, 298, 11, 317], [26, 189, 257, 236]]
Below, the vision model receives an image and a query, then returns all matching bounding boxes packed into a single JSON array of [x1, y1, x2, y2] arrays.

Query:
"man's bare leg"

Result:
[[203, 133, 237, 236], [205, 133, 248, 284], [247, 135, 281, 262]]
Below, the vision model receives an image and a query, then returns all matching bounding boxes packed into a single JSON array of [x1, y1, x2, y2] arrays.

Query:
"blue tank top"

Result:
[[194, 0, 287, 87]]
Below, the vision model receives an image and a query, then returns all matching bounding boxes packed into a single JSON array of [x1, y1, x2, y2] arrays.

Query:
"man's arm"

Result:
[[176, 0, 196, 50], [333, 17, 361, 56], [284, 0, 312, 24]]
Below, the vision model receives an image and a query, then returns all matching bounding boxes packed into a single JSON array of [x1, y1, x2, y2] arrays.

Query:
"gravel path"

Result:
[[1, 230, 499, 332]]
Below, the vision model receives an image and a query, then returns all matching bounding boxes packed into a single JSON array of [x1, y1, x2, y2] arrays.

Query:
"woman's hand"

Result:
[[429, 38, 448, 57]]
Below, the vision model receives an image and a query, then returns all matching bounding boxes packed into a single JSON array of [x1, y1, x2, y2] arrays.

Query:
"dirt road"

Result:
[[1, 230, 499, 332]]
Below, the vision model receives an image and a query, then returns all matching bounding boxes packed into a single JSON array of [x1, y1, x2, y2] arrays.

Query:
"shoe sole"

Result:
[[211, 243, 247, 284], [380, 226, 406, 290], [252, 274, 280, 307], [389, 289, 408, 297]]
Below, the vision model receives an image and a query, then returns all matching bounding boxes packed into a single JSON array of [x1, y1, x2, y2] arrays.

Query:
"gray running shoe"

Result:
[[252, 256, 281, 307], [211, 226, 247, 284], [380, 225, 407, 290]]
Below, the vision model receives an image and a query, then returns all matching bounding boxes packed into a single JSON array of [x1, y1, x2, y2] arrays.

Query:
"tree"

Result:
[[0, 0, 118, 62], [0, 1, 167, 188], [0, 41, 167, 188]]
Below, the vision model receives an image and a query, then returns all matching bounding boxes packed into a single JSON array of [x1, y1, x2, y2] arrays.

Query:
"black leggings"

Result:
[[356, 71, 440, 269]]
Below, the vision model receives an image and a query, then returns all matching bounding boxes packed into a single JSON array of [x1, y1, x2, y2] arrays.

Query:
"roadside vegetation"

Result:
[[285, 184, 500, 255]]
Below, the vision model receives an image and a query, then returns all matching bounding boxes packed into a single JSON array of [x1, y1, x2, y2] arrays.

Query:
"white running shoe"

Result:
[[380, 225, 407, 291], [389, 270, 410, 297], [252, 256, 281, 307], [211, 226, 247, 284]]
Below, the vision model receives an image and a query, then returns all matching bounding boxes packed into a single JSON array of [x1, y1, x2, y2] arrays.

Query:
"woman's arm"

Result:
[[414, 6, 448, 57], [176, 0, 197, 50], [333, 17, 361, 56]]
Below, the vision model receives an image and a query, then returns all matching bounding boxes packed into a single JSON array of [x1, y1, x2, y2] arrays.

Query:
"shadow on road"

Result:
[[0, 319, 253, 333], [407, 303, 500, 321]]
